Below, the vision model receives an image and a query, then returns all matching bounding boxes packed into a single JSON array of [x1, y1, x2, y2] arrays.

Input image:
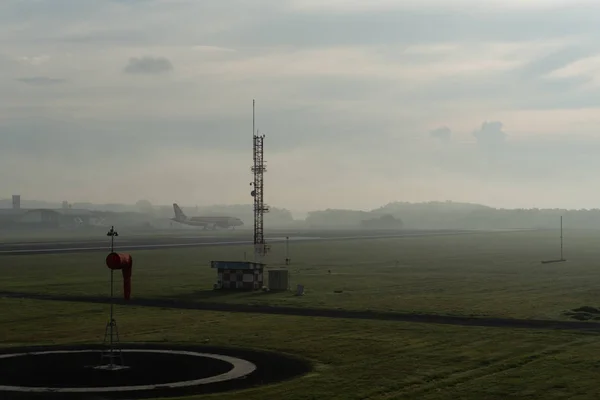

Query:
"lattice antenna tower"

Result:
[[250, 99, 270, 258]]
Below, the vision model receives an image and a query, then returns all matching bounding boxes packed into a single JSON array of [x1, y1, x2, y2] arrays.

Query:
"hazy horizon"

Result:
[[3, 0, 600, 211], [6, 197, 600, 216]]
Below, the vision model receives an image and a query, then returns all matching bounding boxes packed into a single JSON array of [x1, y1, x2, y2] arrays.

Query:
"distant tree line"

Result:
[[361, 214, 404, 229], [305, 201, 600, 230], [5, 198, 600, 229]]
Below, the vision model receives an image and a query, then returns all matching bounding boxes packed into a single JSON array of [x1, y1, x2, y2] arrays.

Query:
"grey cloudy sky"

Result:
[[2, 0, 600, 211]]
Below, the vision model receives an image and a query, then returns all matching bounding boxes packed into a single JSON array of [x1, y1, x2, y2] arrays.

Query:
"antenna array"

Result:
[[250, 100, 269, 258]]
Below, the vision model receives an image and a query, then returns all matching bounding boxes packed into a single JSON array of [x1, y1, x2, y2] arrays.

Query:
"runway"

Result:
[[0, 229, 482, 255]]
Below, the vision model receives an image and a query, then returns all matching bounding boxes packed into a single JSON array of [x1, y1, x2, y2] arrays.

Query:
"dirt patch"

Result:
[[572, 306, 600, 314], [563, 306, 600, 321]]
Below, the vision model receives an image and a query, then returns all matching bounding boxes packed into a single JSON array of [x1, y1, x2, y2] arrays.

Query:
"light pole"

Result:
[[285, 236, 290, 265]]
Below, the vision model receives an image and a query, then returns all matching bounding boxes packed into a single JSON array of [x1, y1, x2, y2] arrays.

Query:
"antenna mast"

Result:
[[250, 99, 269, 259]]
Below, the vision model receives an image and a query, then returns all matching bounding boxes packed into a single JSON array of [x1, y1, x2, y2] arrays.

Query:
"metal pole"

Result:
[[286, 236, 289, 265], [560, 216, 563, 260], [109, 228, 114, 366], [106, 225, 118, 367], [109, 270, 114, 365]]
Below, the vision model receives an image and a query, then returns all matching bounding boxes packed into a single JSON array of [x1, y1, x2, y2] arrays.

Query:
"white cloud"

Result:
[[2, 0, 600, 210], [287, 0, 595, 13], [545, 54, 600, 86], [192, 45, 236, 52], [499, 108, 600, 136], [16, 55, 50, 65], [212, 45, 525, 82]]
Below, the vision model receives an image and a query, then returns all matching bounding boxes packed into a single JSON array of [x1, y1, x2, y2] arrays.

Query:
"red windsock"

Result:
[[122, 265, 132, 300], [106, 252, 133, 300]]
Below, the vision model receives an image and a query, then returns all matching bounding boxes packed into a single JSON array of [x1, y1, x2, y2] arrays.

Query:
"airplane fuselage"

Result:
[[171, 217, 241, 229], [171, 203, 244, 230]]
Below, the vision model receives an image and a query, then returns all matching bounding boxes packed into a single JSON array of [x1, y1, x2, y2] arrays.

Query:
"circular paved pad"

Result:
[[0, 343, 311, 399]]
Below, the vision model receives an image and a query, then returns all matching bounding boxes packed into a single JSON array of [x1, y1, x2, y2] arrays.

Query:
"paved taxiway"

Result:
[[0, 289, 595, 331], [0, 229, 485, 255]]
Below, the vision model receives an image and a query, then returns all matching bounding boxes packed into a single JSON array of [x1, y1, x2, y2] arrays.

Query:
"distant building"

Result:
[[0, 208, 95, 229], [19, 209, 61, 228]]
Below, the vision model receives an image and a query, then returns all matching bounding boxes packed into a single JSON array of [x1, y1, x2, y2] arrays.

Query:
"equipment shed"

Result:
[[211, 261, 265, 290]]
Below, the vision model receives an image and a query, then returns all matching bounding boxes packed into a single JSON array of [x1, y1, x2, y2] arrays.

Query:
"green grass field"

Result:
[[2, 229, 600, 399]]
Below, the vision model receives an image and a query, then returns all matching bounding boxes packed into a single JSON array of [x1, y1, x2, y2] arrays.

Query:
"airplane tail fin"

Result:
[[173, 203, 187, 221]]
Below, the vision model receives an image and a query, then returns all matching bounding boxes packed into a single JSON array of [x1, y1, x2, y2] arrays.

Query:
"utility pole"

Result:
[[99, 226, 125, 370], [560, 215, 564, 260], [285, 236, 290, 265]]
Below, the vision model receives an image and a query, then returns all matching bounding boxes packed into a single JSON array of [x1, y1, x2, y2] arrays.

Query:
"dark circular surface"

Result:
[[1, 350, 233, 387], [0, 343, 312, 400]]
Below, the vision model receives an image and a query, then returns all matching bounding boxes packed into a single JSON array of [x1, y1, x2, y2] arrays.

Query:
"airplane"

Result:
[[171, 203, 244, 230]]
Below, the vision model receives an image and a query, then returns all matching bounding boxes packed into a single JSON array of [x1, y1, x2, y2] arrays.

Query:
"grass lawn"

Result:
[[2, 229, 600, 399], [1, 229, 598, 320], [1, 297, 599, 400]]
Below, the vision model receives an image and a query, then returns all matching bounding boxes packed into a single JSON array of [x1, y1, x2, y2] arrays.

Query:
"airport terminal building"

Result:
[[0, 195, 96, 229], [0, 208, 95, 229]]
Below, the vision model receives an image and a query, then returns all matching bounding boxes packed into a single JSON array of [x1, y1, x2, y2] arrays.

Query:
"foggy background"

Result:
[[2, 0, 600, 217]]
